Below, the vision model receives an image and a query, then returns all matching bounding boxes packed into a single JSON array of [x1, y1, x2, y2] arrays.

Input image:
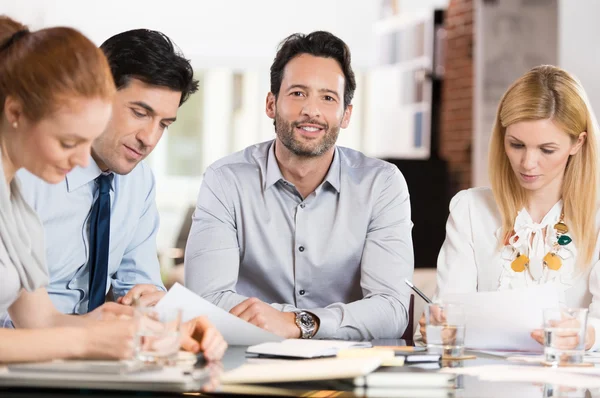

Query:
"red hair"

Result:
[[0, 15, 115, 121]]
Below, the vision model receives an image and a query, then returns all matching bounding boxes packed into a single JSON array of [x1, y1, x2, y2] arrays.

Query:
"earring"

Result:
[[12, 121, 17, 129]]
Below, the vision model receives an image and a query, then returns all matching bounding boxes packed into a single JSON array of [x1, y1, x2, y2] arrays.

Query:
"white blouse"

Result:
[[435, 187, 600, 350]]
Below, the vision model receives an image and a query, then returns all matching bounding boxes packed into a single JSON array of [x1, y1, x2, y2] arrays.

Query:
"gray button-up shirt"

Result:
[[185, 140, 414, 340]]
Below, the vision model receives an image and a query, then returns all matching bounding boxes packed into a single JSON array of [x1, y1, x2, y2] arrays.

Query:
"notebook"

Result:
[[220, 357, 382, 384], [246, 339, 372, 358], [353, 366, 455, 388], [0, 362, 208, 393], [399, 352, 442, 364], [7, 360, 159, 375], [353, 387, 452, 398]]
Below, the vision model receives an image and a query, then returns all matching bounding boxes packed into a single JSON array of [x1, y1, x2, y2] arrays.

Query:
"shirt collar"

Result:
[[263, 141, 341, 193], [323, 147, 341, 193], [65, 156, 112, 193], [264, 141, 285, 190]]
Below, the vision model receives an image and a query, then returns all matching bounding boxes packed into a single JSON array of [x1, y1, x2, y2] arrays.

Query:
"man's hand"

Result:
[[117, 284, 165, 307], [85, 302, 134, 321], [180, 316, 228, 361], [230, 298, 301, 338]]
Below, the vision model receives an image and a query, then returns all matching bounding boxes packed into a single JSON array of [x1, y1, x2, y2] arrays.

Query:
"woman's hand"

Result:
[[419, 314, 427, 343], [77, 319, 137, 359], [419, 306, 448, 344], [531, 322, 595, 351], [180, 316, 228, 361]]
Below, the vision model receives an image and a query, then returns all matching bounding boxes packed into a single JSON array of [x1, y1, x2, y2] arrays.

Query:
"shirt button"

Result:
[[300, 203, 305, 208], [299, 290, 306, 296], [299, 246, 305, 252]]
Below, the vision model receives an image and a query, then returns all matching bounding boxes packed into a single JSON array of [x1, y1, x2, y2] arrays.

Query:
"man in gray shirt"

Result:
[[185, 31, 414, 341]]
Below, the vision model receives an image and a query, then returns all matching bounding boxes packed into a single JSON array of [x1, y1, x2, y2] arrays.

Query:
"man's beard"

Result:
[[274, 112, 339, 157]]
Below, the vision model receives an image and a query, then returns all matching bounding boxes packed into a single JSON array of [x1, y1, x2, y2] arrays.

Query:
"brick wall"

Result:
[[440, 0, 474, 192]]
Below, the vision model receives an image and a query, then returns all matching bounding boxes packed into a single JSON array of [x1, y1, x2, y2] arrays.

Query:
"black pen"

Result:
[[404, 279, 433, 304]]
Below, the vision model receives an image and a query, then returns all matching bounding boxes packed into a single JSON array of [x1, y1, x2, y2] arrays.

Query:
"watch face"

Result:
[[299, 313, 315, 328]]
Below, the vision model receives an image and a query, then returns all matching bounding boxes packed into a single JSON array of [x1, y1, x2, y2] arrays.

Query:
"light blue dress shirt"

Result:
[[13, 157, 165, 314], [185, 140, 414, 340]]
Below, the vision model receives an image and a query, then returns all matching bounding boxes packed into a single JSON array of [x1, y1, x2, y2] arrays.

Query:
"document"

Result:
[[155, 283, 284, 346], [441, 284, 560, 351]]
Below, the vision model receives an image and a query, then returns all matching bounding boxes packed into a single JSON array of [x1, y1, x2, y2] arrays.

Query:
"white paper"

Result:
[[247, 339, 371, 358], [441, 284, 560, 351], [584, 352, 600, 363], [155, 283, 284, 346], [496, 352, 600, 365], [441, 364, 600, 389], [473, 350, 543, 358]]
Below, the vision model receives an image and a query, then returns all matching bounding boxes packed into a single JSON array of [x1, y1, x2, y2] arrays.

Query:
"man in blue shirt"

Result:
[[12, 30, 197, 315]]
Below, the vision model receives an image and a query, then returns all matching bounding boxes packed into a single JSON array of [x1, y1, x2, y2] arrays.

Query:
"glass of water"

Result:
[[425, 303, 466, 357], [543, 307, 588, 365], [134, 306, 182, 365]]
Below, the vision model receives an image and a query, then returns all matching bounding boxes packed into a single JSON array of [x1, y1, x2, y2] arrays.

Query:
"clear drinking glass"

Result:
[[425, 303, 466, 357], [134, 306, 182, 365], [543, 307, 588, 365]]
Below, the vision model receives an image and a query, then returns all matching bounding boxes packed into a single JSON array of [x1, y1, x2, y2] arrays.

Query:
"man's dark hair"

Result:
[[270, 31, 356, 109], [100, 29, 198, 105]]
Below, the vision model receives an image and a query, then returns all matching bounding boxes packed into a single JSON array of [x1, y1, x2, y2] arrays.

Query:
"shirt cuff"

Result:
[[587, 316, 600, 351], [308, 308, 337, 339], [270, 303, 297, 312]]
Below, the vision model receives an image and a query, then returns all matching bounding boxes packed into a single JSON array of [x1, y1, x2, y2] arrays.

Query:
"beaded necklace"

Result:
[[510, 212, 571, 276]]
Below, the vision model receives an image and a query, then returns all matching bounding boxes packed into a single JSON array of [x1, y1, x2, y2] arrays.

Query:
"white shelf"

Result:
[[373, 10, 431, 35], [372, 56, 431, 71]]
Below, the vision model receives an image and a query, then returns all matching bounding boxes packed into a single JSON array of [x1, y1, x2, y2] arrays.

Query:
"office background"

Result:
[[3, 0, 599, 281]]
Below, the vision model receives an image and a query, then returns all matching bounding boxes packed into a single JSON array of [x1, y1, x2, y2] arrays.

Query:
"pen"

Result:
[[404, 279, 433, 304]]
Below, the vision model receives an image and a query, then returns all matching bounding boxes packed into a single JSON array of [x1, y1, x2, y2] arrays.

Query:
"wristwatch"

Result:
[[294, 311, 317, 339]]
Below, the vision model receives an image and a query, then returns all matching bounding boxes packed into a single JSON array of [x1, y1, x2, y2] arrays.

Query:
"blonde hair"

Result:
[[489, 65, 599, 269]]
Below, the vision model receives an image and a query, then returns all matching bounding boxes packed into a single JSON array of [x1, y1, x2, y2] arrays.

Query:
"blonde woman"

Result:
[[419, 65, 600, 350]]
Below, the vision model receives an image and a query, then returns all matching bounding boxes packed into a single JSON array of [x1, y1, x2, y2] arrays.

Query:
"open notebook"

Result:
[[247, 339, 372, 358]]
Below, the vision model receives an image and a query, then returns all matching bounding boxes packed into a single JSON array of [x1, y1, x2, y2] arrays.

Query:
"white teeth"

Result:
[[300, 126, 320, 132]]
